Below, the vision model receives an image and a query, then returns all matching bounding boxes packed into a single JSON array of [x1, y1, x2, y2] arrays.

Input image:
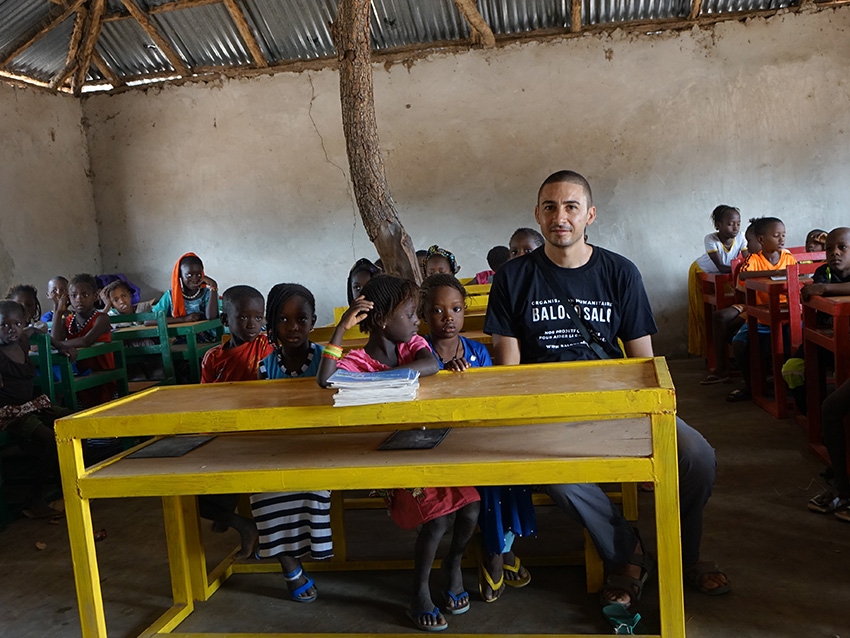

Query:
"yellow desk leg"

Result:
[[163, 495, 211, 602], [622, 482, 639, 522], [584, 528, 604, 593], [653, 413, 686, 638], [58, 437, 108, 638], [328, 491, 348, 563]]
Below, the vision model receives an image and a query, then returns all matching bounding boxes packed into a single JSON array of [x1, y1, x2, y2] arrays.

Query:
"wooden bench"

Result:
[[56, 358, 683, 638]]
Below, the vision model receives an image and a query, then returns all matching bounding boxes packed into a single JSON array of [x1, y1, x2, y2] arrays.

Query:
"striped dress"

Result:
[[252, 343, 332, 560]]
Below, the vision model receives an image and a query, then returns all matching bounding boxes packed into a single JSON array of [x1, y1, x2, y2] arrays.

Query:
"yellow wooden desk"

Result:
[[56, 358, 684, 638]]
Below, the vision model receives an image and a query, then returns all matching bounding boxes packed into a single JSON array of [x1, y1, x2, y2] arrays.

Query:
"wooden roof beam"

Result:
[[572, 0, 582, 32], [104, 0, 222, 22], [452, 0, 496, 47], [91, 50, 121, 87], [48, 5, 88, 91], [119, 0, 189, 76], [222, 0, 267, 67], [72, 0, 107, 94], [689, 0, 704, 20], [0, 0, 86, 68]]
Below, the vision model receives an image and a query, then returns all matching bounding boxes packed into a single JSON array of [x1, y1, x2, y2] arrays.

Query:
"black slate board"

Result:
[[378, 428, 450, 451], [126, 435, 216, 459]]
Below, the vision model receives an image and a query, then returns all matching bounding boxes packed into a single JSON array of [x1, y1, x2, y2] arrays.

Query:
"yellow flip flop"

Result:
[[503, 555, 531, 588]]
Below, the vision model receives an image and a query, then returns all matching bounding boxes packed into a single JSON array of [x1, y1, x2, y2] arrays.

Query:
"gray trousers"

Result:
[[543, 417, 715, 569]]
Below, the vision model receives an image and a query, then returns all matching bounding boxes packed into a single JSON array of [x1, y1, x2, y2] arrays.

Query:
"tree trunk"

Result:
[[332, 0, 421, 283]]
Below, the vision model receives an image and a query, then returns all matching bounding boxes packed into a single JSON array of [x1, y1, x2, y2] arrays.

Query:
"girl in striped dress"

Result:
[[252, 283, 330, 603]]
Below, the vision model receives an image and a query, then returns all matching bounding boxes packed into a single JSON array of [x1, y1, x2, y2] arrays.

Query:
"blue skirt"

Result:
[[476, 485, 537, 556]]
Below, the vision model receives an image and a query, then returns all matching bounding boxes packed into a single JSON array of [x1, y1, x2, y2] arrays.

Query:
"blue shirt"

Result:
[[152, 288, 212, 317], [425, 335, 492, 370], [259, 342, 324, 379]]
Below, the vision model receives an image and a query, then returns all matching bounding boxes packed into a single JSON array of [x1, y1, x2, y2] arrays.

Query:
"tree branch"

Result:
[[452, 0, 496, 48]]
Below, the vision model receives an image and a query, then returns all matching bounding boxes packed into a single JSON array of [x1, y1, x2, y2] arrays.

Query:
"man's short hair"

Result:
[[538, 170, 593, 208], [222, 285, 264, 316]]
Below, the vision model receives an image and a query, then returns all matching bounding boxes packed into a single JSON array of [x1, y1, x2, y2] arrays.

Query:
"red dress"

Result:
[[65, 311, 115, 407], [337, 335, 480, 529], [201, 336, 273, 383]]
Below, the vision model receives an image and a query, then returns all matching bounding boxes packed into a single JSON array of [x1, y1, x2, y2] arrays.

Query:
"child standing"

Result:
[[0, 300, 70, 518], [198, 286, 270, 559], [250, 283, 329, 603], [688, 205, 747, 359], [152, 253, 219, 324], [419, 274, 537, 603], [317, 275, 479, 632], [51, 273, 116, 407], [726, 217, 797, 402]]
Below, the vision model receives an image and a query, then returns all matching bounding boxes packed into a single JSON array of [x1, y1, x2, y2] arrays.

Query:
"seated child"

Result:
[[473, 246, 510, 285], [802, 227, 850, 303], [702, 220, 762, 384], [198, 285, 271, 559], [251, 283, 330, 603], [101, 280, 153, 325], [346, 258, 381, 306], [419, 274, 536, 601], [688, 205, 747, 358], [808, 376, 850, 520], [41, 276, 69, 323], [51, 273, 116, 407], [508, 227, 544, 259], [805, 228, 828, 254], [6, 284, 47, 334], [317, 275, 478, 631], [152, 252, 219, 325], [0, 300, 71, 518], [726, 217, 796, 402], [422, 245, 460, 278]]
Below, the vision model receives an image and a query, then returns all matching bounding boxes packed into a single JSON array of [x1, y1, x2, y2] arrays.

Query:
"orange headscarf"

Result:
[[171, 252, 205, 318]]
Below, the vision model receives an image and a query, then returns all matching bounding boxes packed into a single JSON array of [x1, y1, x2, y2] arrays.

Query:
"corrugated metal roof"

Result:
[[0, 0, 54, 59], [6, 13, 74, 83], [152, 3, 252, 68], [0, 0, 806, 92], [97, 18, 174, 77]]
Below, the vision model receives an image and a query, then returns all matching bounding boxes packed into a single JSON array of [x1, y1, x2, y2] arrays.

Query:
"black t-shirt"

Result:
[[813, 264, 850, 284], [484, 246, 657, 363], [0, 347, 36, 408]]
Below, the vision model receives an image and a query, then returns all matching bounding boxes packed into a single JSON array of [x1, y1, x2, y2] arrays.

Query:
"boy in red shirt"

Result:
[[198, 285, 273, 558]]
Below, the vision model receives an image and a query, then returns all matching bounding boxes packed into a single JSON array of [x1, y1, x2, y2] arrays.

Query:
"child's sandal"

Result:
[[282, 565, 317, 603]]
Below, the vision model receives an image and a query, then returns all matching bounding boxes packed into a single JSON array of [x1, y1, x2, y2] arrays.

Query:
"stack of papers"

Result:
[[327, 369, 420, 407]]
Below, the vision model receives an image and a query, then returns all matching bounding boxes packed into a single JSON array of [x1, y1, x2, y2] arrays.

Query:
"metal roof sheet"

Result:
[[97, 18, 174, 76], [6, 12, 74, 82], [0, 0, 55, 59], [0, 0, 807, 91]]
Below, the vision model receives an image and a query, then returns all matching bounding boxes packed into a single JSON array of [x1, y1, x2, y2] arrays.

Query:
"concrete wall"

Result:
[[0, 83, 100, 308], [82, 6, 850, 355]]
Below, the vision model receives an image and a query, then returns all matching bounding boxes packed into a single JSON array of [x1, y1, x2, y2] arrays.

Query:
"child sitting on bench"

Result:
[[152, 252, 218, 325], [318, 275, 479, 632]]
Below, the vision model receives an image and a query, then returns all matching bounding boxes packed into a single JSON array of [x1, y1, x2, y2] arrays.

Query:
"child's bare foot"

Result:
[[230, 515, 259, 560]]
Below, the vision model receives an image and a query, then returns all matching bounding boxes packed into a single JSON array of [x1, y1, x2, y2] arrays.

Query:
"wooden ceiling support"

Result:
[[572, 0, 583, 32], [91, 50, 121, 87], [689, 0, 704, 20], [104, 0, 222, 22], [120, 0, 189, 76], [48, 5, 88, 91], [222, 0, 267, 67], [71, 0, 107, 93], [452, 0, 496, 47], [0, 0, 86, 68]]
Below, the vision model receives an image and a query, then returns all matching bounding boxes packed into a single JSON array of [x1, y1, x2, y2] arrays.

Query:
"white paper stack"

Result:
[[327, 369, 420, 407]]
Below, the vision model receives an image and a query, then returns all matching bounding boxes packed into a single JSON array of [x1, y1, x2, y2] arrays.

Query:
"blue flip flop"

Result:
[[602, 603, 648, 635], [283, 565, 317, 603], [443, 590, 470, 615], [406, 607, 448, 632]]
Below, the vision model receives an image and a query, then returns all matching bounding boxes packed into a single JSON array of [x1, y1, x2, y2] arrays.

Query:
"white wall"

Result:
[[81, 6, 850, 355], [0, 83, 100, 307]]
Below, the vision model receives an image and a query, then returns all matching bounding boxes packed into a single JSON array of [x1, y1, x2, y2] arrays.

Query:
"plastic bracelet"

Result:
[[322, 351, 341, 361], [323, 345, 343, 357]]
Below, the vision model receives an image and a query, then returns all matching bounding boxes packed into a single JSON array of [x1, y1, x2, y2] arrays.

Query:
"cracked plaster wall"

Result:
[[0, 83, 100, 302], [82, 6, 850, 355]]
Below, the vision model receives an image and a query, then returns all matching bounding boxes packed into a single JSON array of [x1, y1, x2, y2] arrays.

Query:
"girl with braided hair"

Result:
[[317, 275, 479, 632], [249, 283, 330, 603]]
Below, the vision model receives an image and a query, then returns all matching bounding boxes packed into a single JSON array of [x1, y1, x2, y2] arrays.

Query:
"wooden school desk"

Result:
[[803, 294, 850, 462], [56, 358, 685, 638]]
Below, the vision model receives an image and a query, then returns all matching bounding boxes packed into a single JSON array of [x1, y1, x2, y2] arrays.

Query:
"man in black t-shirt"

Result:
[[484, 170, 729, 605]]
